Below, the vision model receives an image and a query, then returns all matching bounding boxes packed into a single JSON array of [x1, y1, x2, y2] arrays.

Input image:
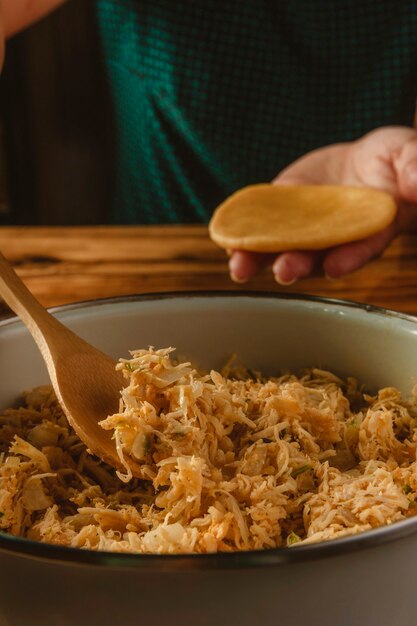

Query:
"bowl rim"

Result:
[[1, 289, 417, 570]]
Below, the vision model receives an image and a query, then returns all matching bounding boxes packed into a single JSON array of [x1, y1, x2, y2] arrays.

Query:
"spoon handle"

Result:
[[0, 250, 84, 359]]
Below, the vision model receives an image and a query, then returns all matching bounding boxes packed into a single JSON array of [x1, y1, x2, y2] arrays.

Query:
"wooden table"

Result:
[[0, 225, 416, 315]]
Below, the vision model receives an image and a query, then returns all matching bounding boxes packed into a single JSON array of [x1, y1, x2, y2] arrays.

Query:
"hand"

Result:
[[0, 0, 67, 63], [229, 126, 417, 284]]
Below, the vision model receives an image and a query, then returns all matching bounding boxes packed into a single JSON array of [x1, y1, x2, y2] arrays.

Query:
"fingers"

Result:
[[229, 250, 320, 284], [272, 251, 320, 284], [323, 222, 398, 279], [229, 222, 399, 283], [230, 226, 397, 283], [229, 251, 276, 282]]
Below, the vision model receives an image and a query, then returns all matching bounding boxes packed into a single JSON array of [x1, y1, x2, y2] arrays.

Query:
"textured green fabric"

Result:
[[96, 1, 417, 224]]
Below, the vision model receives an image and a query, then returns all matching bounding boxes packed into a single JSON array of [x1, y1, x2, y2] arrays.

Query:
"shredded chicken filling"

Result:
[[0, 347, 416, 554]]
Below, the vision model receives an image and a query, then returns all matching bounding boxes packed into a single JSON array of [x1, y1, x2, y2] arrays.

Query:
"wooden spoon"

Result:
[[0, 250, 141, 476]]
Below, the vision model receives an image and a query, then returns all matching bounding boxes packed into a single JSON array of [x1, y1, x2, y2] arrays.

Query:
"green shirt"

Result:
[[96, 1, 417, 224]]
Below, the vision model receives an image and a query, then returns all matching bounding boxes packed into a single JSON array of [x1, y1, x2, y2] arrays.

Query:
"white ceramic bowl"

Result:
[[0, 292, 416, 626]]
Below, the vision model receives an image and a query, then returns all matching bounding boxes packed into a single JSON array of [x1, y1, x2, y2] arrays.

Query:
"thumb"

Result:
[[393, 136, 417, 204]]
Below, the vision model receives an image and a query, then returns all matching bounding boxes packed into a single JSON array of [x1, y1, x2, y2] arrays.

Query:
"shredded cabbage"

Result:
[[0, 348, 416, 554]]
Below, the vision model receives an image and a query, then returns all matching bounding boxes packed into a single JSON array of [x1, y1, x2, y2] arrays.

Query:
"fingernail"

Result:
[[230, 272, 249, 284], [274, 274, 297, 286]]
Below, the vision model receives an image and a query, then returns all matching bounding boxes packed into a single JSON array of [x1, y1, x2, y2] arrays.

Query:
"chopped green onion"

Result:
[[291, 464, 312, 478], [404, 484, 412, 495], [125, 363, 147, 373], [287, 531, 301, 545]]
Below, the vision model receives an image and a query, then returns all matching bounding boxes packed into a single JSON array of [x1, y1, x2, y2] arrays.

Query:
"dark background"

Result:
[[0, 0, 114, 225]]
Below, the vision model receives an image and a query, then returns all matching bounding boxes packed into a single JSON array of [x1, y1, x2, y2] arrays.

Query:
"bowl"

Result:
[[0, 291, 416, 626]]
